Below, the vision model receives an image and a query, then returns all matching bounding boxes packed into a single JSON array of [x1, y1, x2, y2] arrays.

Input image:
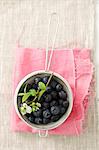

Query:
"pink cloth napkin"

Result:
[[11, 47, 93, 135]]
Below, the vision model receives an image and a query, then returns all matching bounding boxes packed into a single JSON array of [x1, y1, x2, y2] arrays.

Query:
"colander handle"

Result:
[[39, 130, 48, 137], [45, 12, 59, 71]]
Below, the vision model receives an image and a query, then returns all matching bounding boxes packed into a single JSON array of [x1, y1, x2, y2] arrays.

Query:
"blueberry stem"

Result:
[[46, 72, 53, 87]]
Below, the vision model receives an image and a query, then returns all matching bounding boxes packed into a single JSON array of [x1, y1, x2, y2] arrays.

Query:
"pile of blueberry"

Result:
[[18, 75, 69, 125]]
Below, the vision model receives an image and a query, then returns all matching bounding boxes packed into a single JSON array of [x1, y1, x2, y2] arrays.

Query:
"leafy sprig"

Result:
[[18, 73, 53, 114]]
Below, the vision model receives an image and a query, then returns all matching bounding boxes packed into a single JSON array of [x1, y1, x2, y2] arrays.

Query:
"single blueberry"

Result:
[[32, 84, 38, 90], [56, 84, 63, 92], [17, 96, 22, 107], [42, 102, 49, 109], [51, 91, 57, 99], [44, 94, 52, 102], [43, 118, 50, 124], [50, 106, 60, 115], [42, 76, 49, 84], [43, 109, 51, 119], [60, 107, 66, 114], [50, 100, 58, 107], [58, 99, 63, 105], [59, 90, 67, 99], [46, 86, 52, 93], [63, 100, 69, 108], [33, 109, 42, 117], [35, 118, 42, 124], [50, 80, 58, 89], [34, 77, 41, 85]]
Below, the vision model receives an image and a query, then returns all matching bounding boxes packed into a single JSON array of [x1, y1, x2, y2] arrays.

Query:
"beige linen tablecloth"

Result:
[[0, 0, 98, 150]]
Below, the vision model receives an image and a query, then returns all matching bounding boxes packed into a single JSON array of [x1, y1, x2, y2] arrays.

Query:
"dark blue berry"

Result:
[[33, 109, 42, 117], [28, 116, 34, 123], [46, 86, 52, 93], [51, 91, 57, 99], [60, 107, 66, 114], [50, 80, 57, 89], [44, 94, 52, 102], [32, 84, 38, 90], [50, 100, 58, 107], [35, 118, 42, 124], [63, 100, 69, 108], [58, 99, 63, 105], [17, 96, 22, 107], [43, 109, 51, 119], [59, 90, 67, 99], [34, 77, 41, 84], [43, 118, 50, 124], [51, 106, 60, 115], [42, 76, 49, 84], [51, 115, 60, 122], [42, 102, 49, 109], [56, 84, 63, 91]]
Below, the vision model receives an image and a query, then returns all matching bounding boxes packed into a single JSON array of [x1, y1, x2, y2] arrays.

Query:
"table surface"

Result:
[[0, 0, 99, 150]]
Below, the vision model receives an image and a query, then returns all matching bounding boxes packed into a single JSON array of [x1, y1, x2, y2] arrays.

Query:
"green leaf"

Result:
[[38, 90, 45, 100], [38, 82, 46, 90], [29, 89, 37, 96], [22, 92, 30, 103], [18, 93, 25, 96]]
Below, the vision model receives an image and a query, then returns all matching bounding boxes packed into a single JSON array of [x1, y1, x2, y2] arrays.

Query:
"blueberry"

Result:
[[59, 90, 67, 99], [56, 84, 63, 91], [50, 80, 57, 89], [50, 100, 58, 107], [42, 76, 49, 84], [43, 118, 50, 124], [17, 96, 22, 107], [34, 77, 41, 84], [35, 118, 42, 124], [46, 86, 52, 93], [51, 115, 60, 122], [44, 94, 52, 102], [42, 102, 49, 109], [51, 91, 57, 99], [28, 116, 34, 123], [32, 84, 38, 90], [51, 106, 60, 115], [63, 100, 69, 108], [33, 109, 42, 117], [60, 107, 66, 114], [58, 99, 63, 105], [43, 109, 51, 119]]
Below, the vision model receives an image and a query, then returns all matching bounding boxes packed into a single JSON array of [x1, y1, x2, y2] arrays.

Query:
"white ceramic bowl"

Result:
[[14, 70, 73, 137]]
